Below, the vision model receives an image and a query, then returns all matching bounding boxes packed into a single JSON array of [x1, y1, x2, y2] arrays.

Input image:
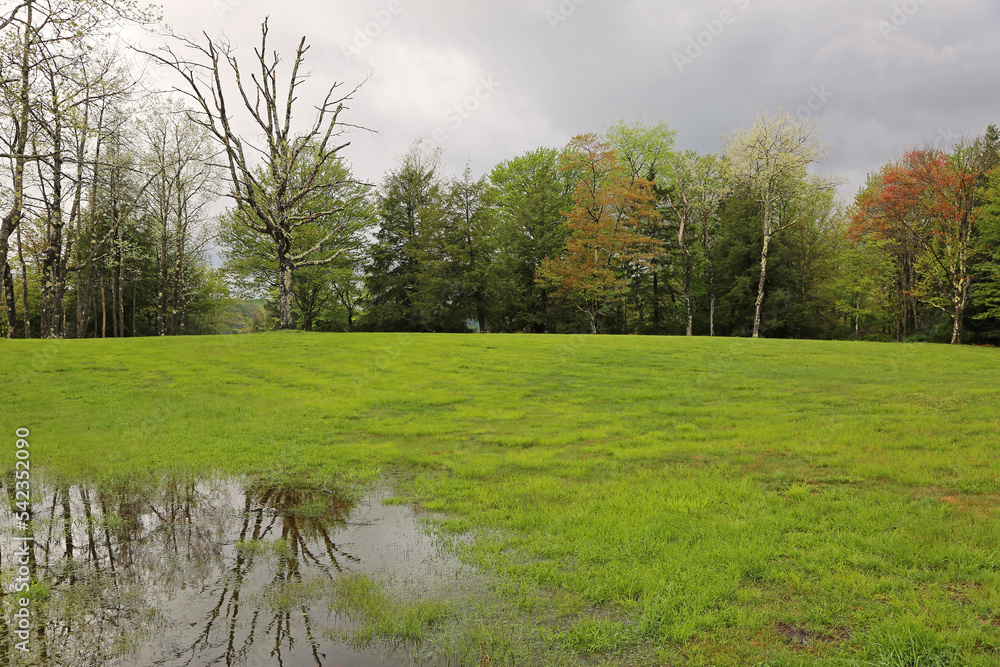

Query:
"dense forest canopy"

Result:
[[2, 2, 998, 343]]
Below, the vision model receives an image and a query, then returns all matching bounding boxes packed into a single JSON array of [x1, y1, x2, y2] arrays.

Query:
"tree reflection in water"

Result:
[[0, 477, 406, 666]]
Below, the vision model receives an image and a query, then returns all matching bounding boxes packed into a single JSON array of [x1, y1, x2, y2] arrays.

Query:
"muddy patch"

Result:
[[0, 477, 478, 666], [776, 622, 851, 647]]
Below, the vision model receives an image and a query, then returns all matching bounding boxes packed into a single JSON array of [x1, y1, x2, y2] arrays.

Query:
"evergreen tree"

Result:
[[490, 147, 574, 332], [363, 142, 443, 331]]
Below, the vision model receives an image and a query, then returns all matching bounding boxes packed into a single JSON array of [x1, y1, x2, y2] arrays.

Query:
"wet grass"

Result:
[[2, 332, 1000, 665], [235, 536, 294, 558], [323, 573, 452, 647]]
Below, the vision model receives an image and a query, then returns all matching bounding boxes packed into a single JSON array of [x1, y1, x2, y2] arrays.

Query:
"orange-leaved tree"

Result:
[[851, 148, 980, 343], [537, 134, 662, 333]]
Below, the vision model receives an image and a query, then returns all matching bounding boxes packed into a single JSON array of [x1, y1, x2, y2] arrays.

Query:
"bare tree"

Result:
[[0, 0, 38, 337], [142, 101, 177, 336], [148, 19, 370, 330], [140, 98, 219, 336], [694, 156, 724, 336], [661, 151, 723, 337], [32, 46, 118, 338], [74, 68, 134, 338], [1, 0, 154, 337]]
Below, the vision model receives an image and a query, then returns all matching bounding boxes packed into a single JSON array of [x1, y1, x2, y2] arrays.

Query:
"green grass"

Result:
[[321, 573, 452, 647], [3, 332, 999, 665]]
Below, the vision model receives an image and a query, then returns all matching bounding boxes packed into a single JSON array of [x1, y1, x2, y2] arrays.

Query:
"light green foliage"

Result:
[[723, 107, 831, 213], [604, 119, 682, 334], [3, 334, 1000, 664], [605, 116, 677, 182], [764, 188, 846, 336], [723, 107, 836, 337], [659, 150, 724, 209], [219, 154, 373, 331], [658, 150, 726, 334], [833, 234, 898, 338]]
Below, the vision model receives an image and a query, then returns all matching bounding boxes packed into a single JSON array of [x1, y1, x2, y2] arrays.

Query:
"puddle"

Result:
[[0, 477, 478, 666]]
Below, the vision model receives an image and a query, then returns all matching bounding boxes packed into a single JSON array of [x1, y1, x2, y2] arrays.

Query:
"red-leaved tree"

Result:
[[851, 149, 979, 343]]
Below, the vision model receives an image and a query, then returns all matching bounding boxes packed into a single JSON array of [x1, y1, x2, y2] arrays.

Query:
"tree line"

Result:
[[3, 4, 999, 343], [360, 120, 999, 344], [0, 0, 228, 339]]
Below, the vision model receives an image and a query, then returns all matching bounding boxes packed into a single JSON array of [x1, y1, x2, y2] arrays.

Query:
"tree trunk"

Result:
[[112, 267, 119, 337], [0, 0, 34, 340], [40, 77, 68, 340], [78, 114, 104, 339], [854, 295, 861, 339], [276, 232, 295, 330], [476, 291, 488, 333], [338, 284, 355, 330], [57, 109, 88, 340], [682, 252, 692, 336], [178, 213, 188, 335], [652, 268, 660, 333], [157, 215, 167, 335], [117, 226, 125, 337], [90, 287, 97, 338], [132, 276, 137, 336], [707, 241, 716, 337], [110, 243, 118, 337], [16, 225, 30, 338], [100, 275, 107, 338], [179, 286, 187, 335], [171, 183, 185, 335], [3, 264, 15, 338], [41, 184, 65, 339], [951, 300, 964, 345], [40, 214, 52, 335], [679, 218, 693, 336], [752, 230, 772, 339], [171, 239, 183, 336], [79, 261, 96, 339], [74, 233, 82, 338], [0, 243, 14, 338], [54, 263, 67, 338]]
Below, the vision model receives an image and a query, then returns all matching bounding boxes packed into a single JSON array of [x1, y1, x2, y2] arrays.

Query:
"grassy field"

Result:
[[2, 332, 999, 665]]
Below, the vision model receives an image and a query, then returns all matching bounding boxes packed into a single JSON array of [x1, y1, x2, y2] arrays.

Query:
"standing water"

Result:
[[0, 477, 477, 666]]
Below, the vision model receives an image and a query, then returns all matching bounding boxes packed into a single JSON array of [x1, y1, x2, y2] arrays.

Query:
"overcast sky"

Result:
[[151, 0, 1000, 201]]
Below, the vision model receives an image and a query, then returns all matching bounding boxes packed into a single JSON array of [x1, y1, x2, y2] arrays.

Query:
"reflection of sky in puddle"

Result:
[[0, 478, 475, 666]]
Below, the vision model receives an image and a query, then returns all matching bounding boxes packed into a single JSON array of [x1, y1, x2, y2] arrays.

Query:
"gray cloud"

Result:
[[161, 0, 1000, 199]]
